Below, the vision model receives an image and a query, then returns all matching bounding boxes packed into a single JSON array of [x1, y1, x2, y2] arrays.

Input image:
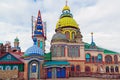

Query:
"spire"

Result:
[[38, 10, 41, 17], [62, 0, 70, 11], [66, 0, 68, 6], [34, 10, 44, 36], [90, 32, 96, 48], [91, 32, 93, 43], [61, 0, 72, 18]]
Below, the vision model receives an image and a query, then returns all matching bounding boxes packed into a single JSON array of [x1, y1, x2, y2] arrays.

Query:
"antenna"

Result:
[[91, 32, 93, 43], [66, 0, 68, 6], [31, 16, 33, 37]]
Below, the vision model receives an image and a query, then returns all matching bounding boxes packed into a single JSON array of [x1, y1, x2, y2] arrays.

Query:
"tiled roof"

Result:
[[43, 60, 70, 67]]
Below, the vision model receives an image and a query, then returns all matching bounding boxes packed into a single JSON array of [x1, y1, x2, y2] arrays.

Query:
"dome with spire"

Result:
[[24, 37, 44, 56], [56, 3, 79, 30], [14, 37, 19, 42], [62, 5, 70, 11]]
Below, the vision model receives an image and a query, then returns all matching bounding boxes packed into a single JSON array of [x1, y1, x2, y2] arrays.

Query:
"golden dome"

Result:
[[62, 5, 70, 11], [56, 17, 79, 29]]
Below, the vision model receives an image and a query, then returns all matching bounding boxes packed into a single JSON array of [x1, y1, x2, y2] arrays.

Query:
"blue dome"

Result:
[[24, 45, 44, 56]]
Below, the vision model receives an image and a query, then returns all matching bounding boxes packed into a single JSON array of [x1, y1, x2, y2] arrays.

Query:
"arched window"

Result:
[[76, 65, 80, 71], [52, 46, 56, 57], [0, 66, 3, 70], [106, 66, 109, 73], [98, 54, 102, 62], [57, 46, 61, 56], [13, 66, 18, 70], [105, 55, 112, 63], [111, 66, 114, 72], [31, 63, 37, 73], [85, 66, 90, 73], [114, 55, 118, 64], [61, 46, 65, 57], [115, 66, 119, 72], [65, 31, 70, 39], [6, 66, 11, 70], [86, 53, 91, 62], [72, 32, 75, 40], [71, 65, 74, 71]]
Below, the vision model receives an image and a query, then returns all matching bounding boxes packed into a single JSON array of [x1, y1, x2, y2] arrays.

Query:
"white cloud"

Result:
[[0, 0, 120, 53]]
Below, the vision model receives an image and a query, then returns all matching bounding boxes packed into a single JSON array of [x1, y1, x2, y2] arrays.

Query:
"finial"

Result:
[[91, 32, 93, 42], [66, 0, 68, 6]]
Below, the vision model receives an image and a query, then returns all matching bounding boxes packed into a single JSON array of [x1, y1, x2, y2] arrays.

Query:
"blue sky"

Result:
[[0, 0, 120, 53]]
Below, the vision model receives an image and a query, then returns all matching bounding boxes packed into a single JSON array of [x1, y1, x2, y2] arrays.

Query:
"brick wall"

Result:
[[0, 70, 18, 79]]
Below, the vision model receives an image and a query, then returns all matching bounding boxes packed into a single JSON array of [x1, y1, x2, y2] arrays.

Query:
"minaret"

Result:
[[14, 37, 19, 47], [32, 10, 46, 52]]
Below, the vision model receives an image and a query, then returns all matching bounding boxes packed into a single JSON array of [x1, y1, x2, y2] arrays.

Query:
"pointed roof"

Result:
[[90, 32, 96, 47]]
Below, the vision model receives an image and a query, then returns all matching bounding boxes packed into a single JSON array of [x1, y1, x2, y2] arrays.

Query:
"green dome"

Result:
[[14, 37, 19, 42]]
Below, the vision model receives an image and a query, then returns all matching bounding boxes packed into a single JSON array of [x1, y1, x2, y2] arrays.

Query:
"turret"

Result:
[[32, 10, 46, 52]]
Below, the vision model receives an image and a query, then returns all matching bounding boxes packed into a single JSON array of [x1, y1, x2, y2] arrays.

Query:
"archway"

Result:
[[47, 68, 52, 78], [28, 60, 40, 79], [85, 66, 91, 73]]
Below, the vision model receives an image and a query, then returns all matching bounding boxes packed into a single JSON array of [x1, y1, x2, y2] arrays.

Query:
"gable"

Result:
[[0, 53, 20, 62]]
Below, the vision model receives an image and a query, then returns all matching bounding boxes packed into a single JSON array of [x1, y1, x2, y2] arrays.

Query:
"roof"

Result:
[[84, 42, 119, 54], [24, 45, 44, 56], [56, 17, 79, 29], [0, 53, 24, 64], [43, 60, 70, 67]]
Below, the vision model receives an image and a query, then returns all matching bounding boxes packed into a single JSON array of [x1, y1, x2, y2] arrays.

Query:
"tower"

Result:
[[12, 37, 21, 52], [14, 37, 19, 48], [32, 10, 46, 52]]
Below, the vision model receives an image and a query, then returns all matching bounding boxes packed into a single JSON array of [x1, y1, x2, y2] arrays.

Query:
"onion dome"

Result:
[[24, 37, 44, 56], [56, 4, 79, 30], [62, 5, 70, 11], [51, 32, 68, 42], [14, 37, 19, 42]]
